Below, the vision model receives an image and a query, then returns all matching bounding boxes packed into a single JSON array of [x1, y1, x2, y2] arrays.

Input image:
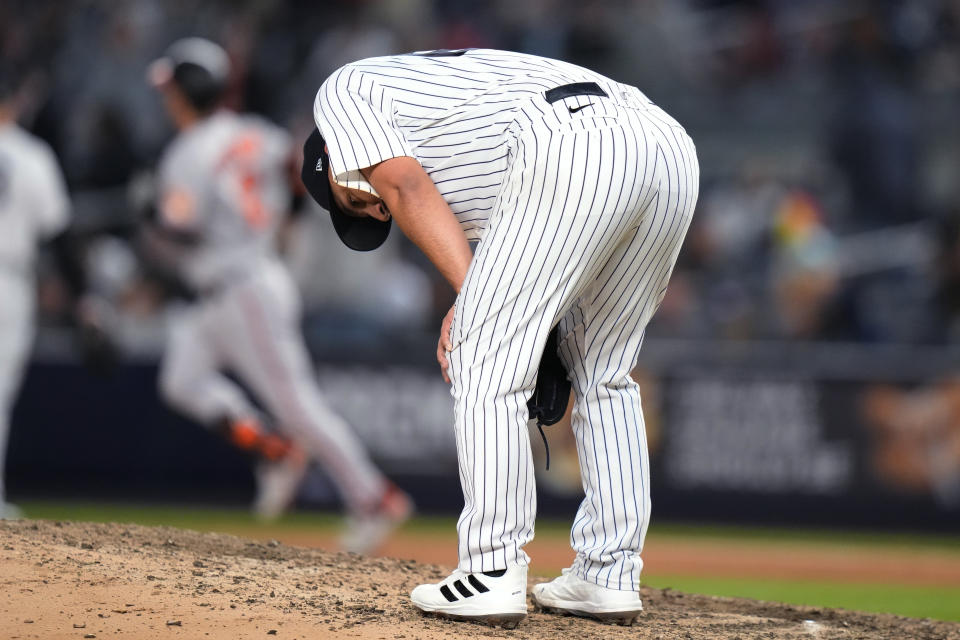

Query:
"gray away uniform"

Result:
[[156, 111, 387, 512]]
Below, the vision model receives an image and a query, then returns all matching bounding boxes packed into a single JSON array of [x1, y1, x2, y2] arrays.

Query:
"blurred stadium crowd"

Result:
[[3, 0, 960, 353]]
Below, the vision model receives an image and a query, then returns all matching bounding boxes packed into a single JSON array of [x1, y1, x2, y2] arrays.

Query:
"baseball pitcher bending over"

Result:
[[303, 48, 699, 627]]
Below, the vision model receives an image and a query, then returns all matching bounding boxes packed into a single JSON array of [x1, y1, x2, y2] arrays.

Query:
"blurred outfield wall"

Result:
[[8, 337, 960, 531]]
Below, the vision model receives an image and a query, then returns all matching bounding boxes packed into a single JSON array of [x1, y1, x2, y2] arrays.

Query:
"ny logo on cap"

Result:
[[315, 157, 323, 173]]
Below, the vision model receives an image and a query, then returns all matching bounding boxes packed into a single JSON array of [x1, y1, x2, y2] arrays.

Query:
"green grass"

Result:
[[642, 574, 960, 622], [644, 522, 960, 553], [13, 500, 960, 623]]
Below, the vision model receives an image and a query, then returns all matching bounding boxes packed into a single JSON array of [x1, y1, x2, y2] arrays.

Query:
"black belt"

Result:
[[544, 82, 608, 104]]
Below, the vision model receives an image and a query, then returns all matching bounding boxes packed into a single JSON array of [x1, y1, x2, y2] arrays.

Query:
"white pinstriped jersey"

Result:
[[315, 48, 699, 590], [0, 123, 69, 273], [313, 48, 663, 241], [156, 111, 292, 290]]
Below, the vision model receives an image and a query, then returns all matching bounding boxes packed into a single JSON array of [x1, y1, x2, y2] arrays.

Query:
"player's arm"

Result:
[[362, 157, 467, 383], [149, 183, 203, 245], [317, 68, 471, 288], [361, 157, 472, 293], [147, 150, 206, 245], [138, 170, 203, 299]]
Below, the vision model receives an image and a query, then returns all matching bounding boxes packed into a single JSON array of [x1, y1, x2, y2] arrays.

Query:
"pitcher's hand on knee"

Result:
[[437, 304, 455, 383]]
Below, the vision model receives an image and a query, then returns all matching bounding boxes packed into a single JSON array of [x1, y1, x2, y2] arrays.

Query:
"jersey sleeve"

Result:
[[156, 144, 205, 233], [313, 65, 414, 195], [31, 145, 70, 239]]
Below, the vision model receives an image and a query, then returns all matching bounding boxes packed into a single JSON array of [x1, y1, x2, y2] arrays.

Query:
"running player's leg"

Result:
[[0, 280, 31, 511], [448, 116, 658, 573], [224, 264, 387, 512], [160, 304, 298, 468], [158, 306, 257, 425], [557, 123, 698, 591], [0, 356, 23, 508]]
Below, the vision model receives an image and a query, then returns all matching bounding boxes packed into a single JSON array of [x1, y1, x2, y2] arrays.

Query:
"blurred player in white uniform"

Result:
[[147, 39, 410, 549], [0, 67, 71, 519]]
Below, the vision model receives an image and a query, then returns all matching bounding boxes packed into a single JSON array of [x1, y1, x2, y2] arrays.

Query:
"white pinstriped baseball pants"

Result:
[[448, 87, 698, 590]]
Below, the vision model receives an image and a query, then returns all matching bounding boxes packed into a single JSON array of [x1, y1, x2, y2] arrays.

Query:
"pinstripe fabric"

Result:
[[448, 94, 697, 585], [314, 49, 698, 590], [313, 49, 653, 241], [557, 120, 699, 590]]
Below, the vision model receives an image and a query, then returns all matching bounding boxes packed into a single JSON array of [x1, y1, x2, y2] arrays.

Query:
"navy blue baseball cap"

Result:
[[301, 129, 391, 252]]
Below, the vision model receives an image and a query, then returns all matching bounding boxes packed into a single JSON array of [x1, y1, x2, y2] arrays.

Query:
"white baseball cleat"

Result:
[[410, 565, 528, 629], [532, 568, 642, 625], [340, 483, 413, 555], [252, 451, 307, 521]]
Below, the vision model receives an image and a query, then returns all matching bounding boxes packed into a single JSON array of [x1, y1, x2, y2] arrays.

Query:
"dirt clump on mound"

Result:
[[1, 520, 956, 640]]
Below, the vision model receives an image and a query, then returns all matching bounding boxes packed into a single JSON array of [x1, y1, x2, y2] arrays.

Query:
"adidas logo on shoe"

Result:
[[411, 566, 527, 629]]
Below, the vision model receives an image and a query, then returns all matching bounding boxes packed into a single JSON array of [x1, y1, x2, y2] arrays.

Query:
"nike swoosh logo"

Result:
[[568, 103, 594, 114]]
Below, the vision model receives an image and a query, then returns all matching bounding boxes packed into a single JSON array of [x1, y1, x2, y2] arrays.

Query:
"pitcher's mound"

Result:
[[1, 520, 956, 639]]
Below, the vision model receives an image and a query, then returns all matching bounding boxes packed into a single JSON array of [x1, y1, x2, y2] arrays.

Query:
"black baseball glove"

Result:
[[527, 325, 571, 469]]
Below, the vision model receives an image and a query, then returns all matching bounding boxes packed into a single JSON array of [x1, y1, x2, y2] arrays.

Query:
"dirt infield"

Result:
[[2, 521, 957, 640]]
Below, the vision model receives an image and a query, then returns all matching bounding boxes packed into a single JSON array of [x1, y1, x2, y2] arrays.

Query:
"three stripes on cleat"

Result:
[[438, 570, 504, 602]]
